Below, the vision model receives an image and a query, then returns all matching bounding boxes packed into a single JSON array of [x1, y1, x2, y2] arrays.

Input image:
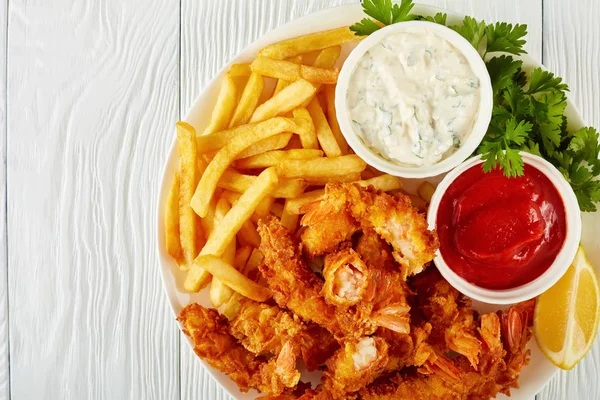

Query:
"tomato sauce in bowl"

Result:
[[436, 164, 567, 290]]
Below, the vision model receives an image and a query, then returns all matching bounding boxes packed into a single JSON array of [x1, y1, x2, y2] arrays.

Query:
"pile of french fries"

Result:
[[164, 26, 436, 316]]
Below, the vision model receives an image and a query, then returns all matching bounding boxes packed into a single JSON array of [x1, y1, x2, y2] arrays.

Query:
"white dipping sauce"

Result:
[[347, 29, 481, 167]]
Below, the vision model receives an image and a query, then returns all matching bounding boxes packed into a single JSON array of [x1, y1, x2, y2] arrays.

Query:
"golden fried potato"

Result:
[[177, 122, 202, 268], [185, 168, 279, 291], [307, 98, 342, 157], [258, 26, 360, 60], [251, 56, 339, 84], [229, 72, 264, 128], [191, 117, 300, 217], [203, 74, 238, 135]]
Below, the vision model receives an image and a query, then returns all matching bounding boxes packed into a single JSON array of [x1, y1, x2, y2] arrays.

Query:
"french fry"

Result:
[[254, 195, 275, 217], [177, 122, 201, 268], [238, 219, 261, 248], [203, 74, 238, 135], [357, 174, 404, 192], [185, 168, 279, 291], [417, 181, 436, 203], [292, 108, 319, 150], [229, 72, 264, 128], [304, 172, 361, 185], [165, 173, 184, 264], [324, 84, 349, 154], [281, 199, 300, 232], [222, 293, 243, 320], [277, 154, 366, 180], [192, 255, 272, 302], [217, 169, 308, 198], [269, 202, 284, 218], [251, 56, 339, 84], [307, 98, 341, 157], [273, 55, 303, 95], [221, 190, 264, 225], [308, 46, 343, 94], [250, 79, 317, 123], [258, 26, 360, 60], [285, 189, 325, 215], [236, 133, 293, 159], [209, 198, 236, 307], [228, 63, 252, 77], [221, 190, 241, 205], [199, 191, 219, 236], [236, 149, 323, 169], [243, 248, 265, 281], [191, 117, 298, 217], [234, 246, 253, 270], [220, 245, 252, 319], [313, 46, 341, 68]]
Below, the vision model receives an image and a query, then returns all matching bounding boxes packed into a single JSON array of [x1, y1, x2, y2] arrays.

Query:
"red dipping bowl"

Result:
[[427, 153, 581, 304]]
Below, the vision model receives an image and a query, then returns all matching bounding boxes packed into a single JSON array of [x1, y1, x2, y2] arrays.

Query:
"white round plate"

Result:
[[156, 3, 600, 399]]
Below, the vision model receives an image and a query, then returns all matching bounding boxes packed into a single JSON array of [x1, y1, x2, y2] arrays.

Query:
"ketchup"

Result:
[[436, 164, 567, 290]]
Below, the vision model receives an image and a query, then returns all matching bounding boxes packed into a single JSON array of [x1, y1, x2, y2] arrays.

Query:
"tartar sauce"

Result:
[[347, 29, 481, 167]]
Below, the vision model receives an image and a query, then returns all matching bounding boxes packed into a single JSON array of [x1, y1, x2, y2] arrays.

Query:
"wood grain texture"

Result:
[[0, 0, 7, 399], [179, 1, 542, 399], [6, 1, 180, 399], [538, 1, 600, 399]]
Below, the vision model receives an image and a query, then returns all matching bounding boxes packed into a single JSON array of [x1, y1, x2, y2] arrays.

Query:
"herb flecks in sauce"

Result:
[[347, 29, 480, 167]]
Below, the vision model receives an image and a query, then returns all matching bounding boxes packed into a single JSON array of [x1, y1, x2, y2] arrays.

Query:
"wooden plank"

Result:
[[6, 1, 180, 398], [0, 0, 7, 398], [537, 0, 600, 398], [179, 1, 542, 399]]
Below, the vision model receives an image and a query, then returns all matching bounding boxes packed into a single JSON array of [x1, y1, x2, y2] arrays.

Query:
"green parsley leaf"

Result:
[[503, 81, 531, 116], [479, 140, 503, 172], [391, 0, 417, 23], [422, 12, 447, 25], [486, 56, 523, 97], [541, 90, 567, 126], [568, 127, 600, 166], [503, 147, 525, 177], [540, 123, 562, 153], [351, 0, 417, 35], [527, 68, 569, 94], [504, 118, 532, 146], [485, 22, 528, 55], [350, 18, 382, 36], [521, 140, 542, 157], [451, 16, 486, 49], [362, 0, 396, 25]]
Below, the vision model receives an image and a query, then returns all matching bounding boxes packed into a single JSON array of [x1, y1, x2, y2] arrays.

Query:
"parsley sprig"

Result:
[[351, 0, 600, 211]]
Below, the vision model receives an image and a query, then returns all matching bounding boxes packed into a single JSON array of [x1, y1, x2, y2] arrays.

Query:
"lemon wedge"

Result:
[[534, 246, 600, 370]]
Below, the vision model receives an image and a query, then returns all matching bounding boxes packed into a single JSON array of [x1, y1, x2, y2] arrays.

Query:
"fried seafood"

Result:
[[322, 249, 369, 307], [354, 229, 395, 271], [257, 217, 341, 333], [177, 182, 533, 399], [300, 194, 359, 257], [360, 301, 534, 400], [322, 337, 390, 399], [412, 269, 482, 369], [300, 184, 438, 276], [178, 303, 301, 395], [230, 298, 338, 370], [259, 218, 412, 339]]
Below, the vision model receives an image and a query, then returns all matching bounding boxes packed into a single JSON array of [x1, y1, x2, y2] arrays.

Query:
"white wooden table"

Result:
[[1, 0, 598, 399]]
